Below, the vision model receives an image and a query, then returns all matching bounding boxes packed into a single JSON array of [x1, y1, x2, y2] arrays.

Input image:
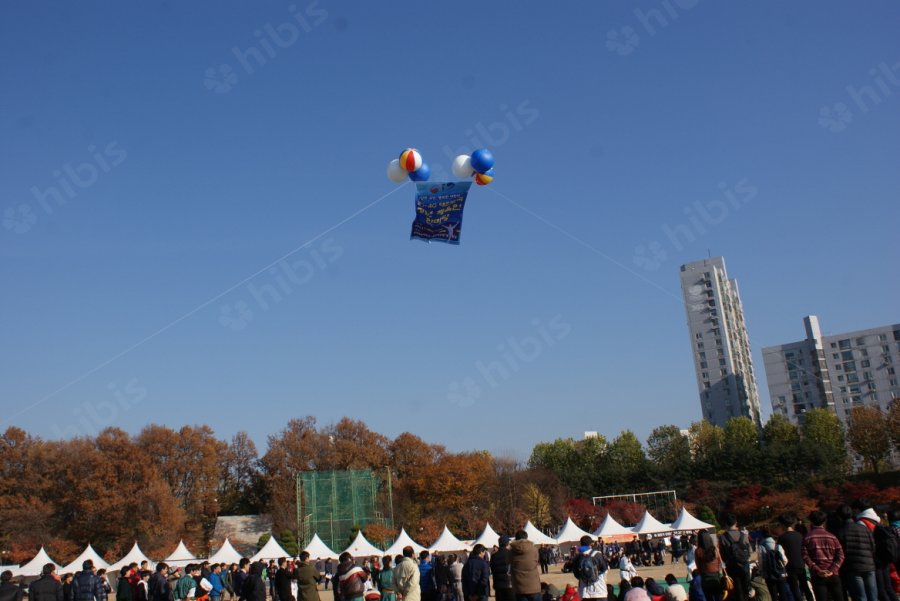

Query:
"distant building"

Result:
[[763, 316, 900, 424], [680, 257, 762, 427], [584, 431, 599, 439]]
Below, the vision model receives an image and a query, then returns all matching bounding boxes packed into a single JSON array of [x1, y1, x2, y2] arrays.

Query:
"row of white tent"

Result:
[[7, 508, 713, 578]]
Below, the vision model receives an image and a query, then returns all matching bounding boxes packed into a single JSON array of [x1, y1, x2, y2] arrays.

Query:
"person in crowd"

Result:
[[777, 515, 814, 601], [96, 571, 111, 601], [239, 564, 265, 601], [490, 536, 514, 601], [208, 565, 224, 601], [559, 584, 578, 601], [418, 552, 437, 601], [644, 579, 666, 601], [618, 555, 636, 584], [274, 559, 294, 601], [694, 531, 722, 601], [337, 553, 366, 601], [28, 563, 62, 601], [395, 547, 420, 601], [446, 555, 463, 601], [718, 514, 752, 601], [266, 562, 278, 601], [72, 561, 104, 601], [149, 563, 174, 601], [624, 577, 650, 601], [324, 560, 334, 592], [757, 526, 790, 601], [749, 566, 771, 601], [538, 548, 550, 576], [687, 570, 705, 601], [294, 552, 321, 601], [61, 575, 74, 601], [117, 567, 135, 601], [174, 565, 196, 601], [137, 572, 151, 601], [572, 536, 608, 601], [854, 499, 899, 601], [376, 556, 395, 601], [0, 571, 23, 601], [837, 504, 878, 601], [234, 560, 250, 601], [802, 510, 845, 601], [432, 556, 447, 601], [461, 545, 490, 601], [664, 574, 687, 601], [510, 531, 541, 601]]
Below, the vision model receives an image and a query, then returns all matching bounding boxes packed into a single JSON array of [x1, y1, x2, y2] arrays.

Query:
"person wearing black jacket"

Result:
[[777, 515, 814, 601], [148, 563, 174, 601], [117, 567, 134, 601], [72, 562, 103, 601], [239, 564, 265, 601], [29, 564, 63, 601], [0, 571, 24, 601], [462, 545, 491, 601], [274, 559, 295, 601], [835, 505, 877, 601], [490, 537, 514, 601]]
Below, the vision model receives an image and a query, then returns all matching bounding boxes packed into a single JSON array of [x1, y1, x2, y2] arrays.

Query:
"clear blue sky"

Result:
[[2, 1, 899, 458]]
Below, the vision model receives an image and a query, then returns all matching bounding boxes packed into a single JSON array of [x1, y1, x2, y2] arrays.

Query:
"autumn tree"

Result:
[[522, 483, 551, 528], [219, 431, 263, 515], [847, 406, 893, 473]]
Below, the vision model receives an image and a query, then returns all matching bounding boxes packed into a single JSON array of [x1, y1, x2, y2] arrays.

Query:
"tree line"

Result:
[[0, 406, 896, 566]]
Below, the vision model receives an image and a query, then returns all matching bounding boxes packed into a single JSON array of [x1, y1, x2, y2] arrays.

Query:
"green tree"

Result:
[[721, 417, 761, 484], [279, 529, 300, 556], [646, 425, 691, 488], [688, 420, 725, 479], [847, 406, 892, 473], [606, 431, 648, 490], [760, 414, 803, 485], [801, 408, 847, 480]]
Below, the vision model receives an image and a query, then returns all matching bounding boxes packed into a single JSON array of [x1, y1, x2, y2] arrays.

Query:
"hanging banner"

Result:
[[410, 181, 472, 245]]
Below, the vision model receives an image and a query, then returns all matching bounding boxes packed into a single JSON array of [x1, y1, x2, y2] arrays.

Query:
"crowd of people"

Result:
[[1, 500, 899, 601]]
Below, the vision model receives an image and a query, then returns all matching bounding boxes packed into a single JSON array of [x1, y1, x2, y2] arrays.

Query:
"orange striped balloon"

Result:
[[474, 169, 494, 185], [399, 148, 422, 172]]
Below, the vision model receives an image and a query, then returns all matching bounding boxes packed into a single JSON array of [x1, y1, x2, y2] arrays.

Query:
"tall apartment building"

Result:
[[763, 316, 900, 424], [679, 257, 762, 427]]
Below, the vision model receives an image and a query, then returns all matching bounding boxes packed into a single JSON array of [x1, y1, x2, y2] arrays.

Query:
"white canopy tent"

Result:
[[343, 532, 383, 558], [303, 534, 338, 560], [164, 540, 197, 568], [554, 517, 593, 545], [631, 511, 672, 535], [523, 521, 557, 546], [109, 542, 152, 572], [208, 539, 244, 565], [669, 508, 715, 532], [383, 528, 426, 557], [251, 536, 290, 562], [428, 526, 470, 553], [61, 545, 110, 573], [473, 523, 501, 549], [11, 547, 60, 577], [592, 514, 634, 538]]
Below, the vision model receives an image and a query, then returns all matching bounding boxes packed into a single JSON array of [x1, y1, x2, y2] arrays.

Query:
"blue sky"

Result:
[[2, 1, 899, 458]]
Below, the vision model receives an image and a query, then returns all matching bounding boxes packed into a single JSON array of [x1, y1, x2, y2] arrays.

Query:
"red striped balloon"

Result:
[[399, 148, 423, 172]]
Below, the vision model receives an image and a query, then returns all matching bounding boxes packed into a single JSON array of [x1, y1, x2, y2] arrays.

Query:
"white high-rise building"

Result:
[[763, 316, 900, 424], [679, 257, 762, 427]]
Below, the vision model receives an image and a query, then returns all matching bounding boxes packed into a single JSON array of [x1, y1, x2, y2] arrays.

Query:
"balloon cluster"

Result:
[[387, 148, 430, 183], [386, 148, 496, 185], [452, 149, 495, 186]]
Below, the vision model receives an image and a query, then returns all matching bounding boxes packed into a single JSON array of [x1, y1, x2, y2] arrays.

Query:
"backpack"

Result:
[[572, 553, 603, 585], [873, 525, 900, 565], [762, 547, 787, 581], [720, 531, 751, 564]]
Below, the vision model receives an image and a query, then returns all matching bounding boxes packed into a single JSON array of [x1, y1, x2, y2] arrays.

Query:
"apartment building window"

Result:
[[861, 349, 868, 356], [879, 333, 887, 341], [704, 382, 710, 389], [888, 367, 896, 375], [700, 361, 708, 368], [697, 342, 704, 349], [832, 353, 840, 359], [856, 337, 866, 345], [844, 362, 856, 372], [847, 373, 859, 383], [837, 375, 844, 381], [839, 339, 851, 349], [864, 371, 873, 380], [719, 358, 726, 366], [885, 350, 892, 359], [720, 369, 727, 376], [841, 351, 854, 361], [702, 372, 708, 380], [695, 332, 703, 339], [831, 342, 837, 348], [699, 351, 706, 359], [862, 359, 870, 368], [839, 386, 847, 393], [867, 382, 877, 391], [889, 378, 897, 386]]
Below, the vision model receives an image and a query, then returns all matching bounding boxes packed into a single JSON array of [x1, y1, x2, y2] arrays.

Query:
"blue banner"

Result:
[[410, 181, 472, 245]]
